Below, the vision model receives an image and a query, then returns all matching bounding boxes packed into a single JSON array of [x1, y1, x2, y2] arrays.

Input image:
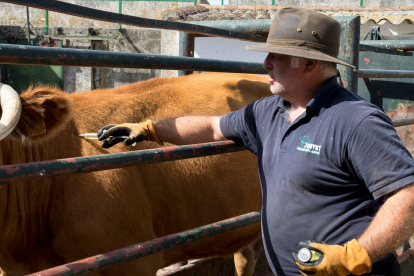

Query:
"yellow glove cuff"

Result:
[[144, 119, 164, 146], [339, 239, 372, 275]]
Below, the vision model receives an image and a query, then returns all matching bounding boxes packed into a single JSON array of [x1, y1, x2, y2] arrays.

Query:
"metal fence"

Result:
[[1, 0, 414, 275]]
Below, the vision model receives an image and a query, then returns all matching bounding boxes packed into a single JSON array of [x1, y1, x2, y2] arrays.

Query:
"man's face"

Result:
[[263, 53, 300, 96]]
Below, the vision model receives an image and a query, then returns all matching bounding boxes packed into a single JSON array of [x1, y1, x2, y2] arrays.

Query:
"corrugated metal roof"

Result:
[[161, 5, 414, 25]]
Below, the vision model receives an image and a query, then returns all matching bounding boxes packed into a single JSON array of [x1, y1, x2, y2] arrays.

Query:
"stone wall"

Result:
[[228, 0, 414, 7]]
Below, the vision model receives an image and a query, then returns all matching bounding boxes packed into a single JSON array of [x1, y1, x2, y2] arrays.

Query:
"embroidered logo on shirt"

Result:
[[296, 135, 321, 155]]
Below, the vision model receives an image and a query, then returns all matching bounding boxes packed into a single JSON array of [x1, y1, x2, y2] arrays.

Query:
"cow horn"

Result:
[[0, 83, 22, 141]]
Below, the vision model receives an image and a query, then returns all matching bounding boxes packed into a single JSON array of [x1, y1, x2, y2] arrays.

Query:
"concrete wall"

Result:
[[0, 1, 191, 92], [0, 1, 193, 27]]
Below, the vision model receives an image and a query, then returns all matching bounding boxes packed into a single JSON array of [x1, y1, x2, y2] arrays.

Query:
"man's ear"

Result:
[[8, 86, 73, 144], [304, 59, 319, 73]]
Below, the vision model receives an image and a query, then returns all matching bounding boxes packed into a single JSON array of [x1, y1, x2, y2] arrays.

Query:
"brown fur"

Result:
[[0, 72, 272, 276]]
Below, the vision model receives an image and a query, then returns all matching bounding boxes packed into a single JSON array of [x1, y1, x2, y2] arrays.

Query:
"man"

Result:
[[97, 7, 414, 276]]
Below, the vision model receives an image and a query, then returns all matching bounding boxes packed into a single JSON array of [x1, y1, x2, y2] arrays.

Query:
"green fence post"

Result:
[[26, 6, 30, 44], [118, 0, 122, 30], [44, 10, 48, 35], [178, 31, 195, 76], [338, 16, 360, 93], [272, 0, 275, 6], [360, 0, 363, 7]]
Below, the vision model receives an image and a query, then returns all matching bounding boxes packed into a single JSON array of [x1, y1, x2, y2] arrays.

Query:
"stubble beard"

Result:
[[270, 82, 286, 96]]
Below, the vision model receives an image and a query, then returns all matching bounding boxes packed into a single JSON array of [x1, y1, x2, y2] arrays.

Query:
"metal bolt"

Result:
[[297, 28, 302, 32], [312, 31, 317, 36]]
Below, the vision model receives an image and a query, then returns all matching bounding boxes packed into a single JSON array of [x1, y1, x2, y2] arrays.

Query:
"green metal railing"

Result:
[[43, 0, 197, 33], [4, 0, 262, 41]]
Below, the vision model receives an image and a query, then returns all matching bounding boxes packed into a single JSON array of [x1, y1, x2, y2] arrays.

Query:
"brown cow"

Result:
[[0, 72, 271, 276]]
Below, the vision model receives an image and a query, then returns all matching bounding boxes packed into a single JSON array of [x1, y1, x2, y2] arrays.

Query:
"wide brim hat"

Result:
[[246, 7, 355, 69]]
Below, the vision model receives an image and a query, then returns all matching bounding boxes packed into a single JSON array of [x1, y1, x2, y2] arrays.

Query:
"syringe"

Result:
[[77, 133, 130, 142]]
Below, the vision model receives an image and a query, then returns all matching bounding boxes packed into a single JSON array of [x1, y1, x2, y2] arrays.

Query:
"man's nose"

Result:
[[263, 54, 273, 70]]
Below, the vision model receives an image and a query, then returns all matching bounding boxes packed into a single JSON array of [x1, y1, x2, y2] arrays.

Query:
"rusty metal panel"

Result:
[[357, 35, 414, 155], [358, 43, 414, 114]]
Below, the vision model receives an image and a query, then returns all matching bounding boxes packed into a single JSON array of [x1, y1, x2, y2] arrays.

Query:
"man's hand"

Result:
[[97, 119, 164, 149], [292, 239, 371, 276]]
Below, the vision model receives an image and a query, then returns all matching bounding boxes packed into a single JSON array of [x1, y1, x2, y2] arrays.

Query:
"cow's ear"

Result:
[[9, 86, 73, 144]]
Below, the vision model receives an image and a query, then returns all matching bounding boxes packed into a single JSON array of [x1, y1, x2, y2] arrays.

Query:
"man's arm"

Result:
[[358, 183, 414, 261], [294, 184, 414, 276], [97, 116, 227, 148], [154, 116, 226, 145]]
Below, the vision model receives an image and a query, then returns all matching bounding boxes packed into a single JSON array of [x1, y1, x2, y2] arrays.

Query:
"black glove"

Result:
[[97, 120, 164, 149]]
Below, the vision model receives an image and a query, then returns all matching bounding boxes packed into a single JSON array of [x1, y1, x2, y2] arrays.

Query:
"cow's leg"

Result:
[[234, 243, 256, 276]]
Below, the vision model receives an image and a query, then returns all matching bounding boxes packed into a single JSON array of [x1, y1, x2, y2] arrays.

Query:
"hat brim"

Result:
[[246, 44, 355, 69]]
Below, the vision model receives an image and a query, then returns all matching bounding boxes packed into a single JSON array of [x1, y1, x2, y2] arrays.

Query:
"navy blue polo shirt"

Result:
[[220, 77, 414, 276]]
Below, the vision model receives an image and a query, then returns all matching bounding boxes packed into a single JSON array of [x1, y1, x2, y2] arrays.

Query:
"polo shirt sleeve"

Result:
[[346, 111, 414, 199], [220, 102, 258, 155]]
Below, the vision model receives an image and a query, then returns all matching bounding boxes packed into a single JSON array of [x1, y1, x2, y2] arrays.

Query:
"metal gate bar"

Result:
[[184, 19, 272, 35], [4, 42, 414, 79], [361, 40, 414, 51], [26, 211, 261, 276], [0, 0, 266, 42], [359, 69, 414, 78], [392, 118, 414, 128], [0, 43, 267, 74], [0, 141, 245, 184]]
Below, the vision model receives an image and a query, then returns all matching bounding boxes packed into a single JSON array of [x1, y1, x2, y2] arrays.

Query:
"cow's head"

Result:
[[0, 83, 73, 145]]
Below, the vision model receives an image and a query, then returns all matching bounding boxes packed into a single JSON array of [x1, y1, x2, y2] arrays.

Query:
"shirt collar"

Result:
[[277, 97, 290, 110], [306, 76, 340, 114], [276, 76, 339, 113]]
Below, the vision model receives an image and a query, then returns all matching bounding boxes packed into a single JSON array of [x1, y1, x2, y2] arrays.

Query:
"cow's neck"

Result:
[[0, 138, 67, 255]]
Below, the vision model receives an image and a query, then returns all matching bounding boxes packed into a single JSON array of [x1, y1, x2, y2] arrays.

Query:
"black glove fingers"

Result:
[[299, 268, 315, 275], [101, 138, 125, 149], [97, 124, 116, 140], [106, 126, 132, 138], [292, 252, 300, 263], [124, 134, 147, 146], [298, 240, 324, 252]]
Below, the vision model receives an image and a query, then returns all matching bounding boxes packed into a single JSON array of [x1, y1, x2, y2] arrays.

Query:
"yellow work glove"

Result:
[[292, 239, 372, 276], [97, 119, 164, 149]]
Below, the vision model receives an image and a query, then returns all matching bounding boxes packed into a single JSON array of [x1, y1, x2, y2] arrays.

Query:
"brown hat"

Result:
[[246, 7, 355, 69]]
